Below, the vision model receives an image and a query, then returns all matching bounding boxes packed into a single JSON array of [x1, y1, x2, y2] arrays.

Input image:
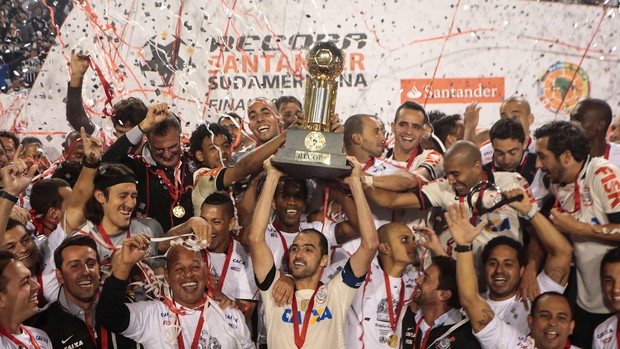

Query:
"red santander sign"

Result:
[[400, 77, 505, 104]]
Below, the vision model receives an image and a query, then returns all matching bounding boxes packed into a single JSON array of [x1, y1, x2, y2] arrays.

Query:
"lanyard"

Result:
[[85, 314, 109, 349], [413, 316, 432, 349], [96, 224, 131, 251], [214, 239, 234, 291], [383, 272, 405, 335], [553, 172, 581, 214], [274, 224, 297, 270], [362, 157, 375, 172], [153, 161, 189, 203], [605, 143, 611, 160], [405, 146, 421, 170], [176, 306, 206, 349], [291, 282, 323, 349], [0, 325, 41, 349]]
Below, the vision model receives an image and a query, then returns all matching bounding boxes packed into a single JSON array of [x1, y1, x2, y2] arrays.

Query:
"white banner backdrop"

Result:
[[3, 0, 619, 153]]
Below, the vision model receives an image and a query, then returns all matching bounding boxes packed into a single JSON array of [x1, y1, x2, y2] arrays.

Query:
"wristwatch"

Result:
[[455, 244, 473, 253]]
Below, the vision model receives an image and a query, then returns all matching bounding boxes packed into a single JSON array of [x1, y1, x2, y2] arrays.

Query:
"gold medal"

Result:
[[387, 334, 398, 348], [172, 204, 185, 218], [301, 299, 309, 311]]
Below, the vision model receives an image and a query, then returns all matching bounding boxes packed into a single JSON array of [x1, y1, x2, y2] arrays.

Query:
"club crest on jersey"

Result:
[[438, 337, 453, 349], [582, 185, 593, 207], [315, 288, 327, 304]]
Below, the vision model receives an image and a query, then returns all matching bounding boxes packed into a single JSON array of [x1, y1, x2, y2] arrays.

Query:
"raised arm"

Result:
[[370, 172, 423, 192], [222, 131, 286, 188], [101, 102, 168, 163], [247, 158, 280, 284], [66, 51, 96, 135], [363, 185, 421, 209], [445, 203, 493, 333], [504, 188, 572, 286], [345, 157, 379, 278], [0, 148, 38, 238], [63, 128, 103, 234]]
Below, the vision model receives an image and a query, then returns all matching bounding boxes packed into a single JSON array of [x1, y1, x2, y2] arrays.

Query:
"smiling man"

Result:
[[592, 247, 620, 349], [365, 140, 531, 257], [101, 102, 193, 232], [27, 235, 138, 348], [65, 129, 163, 268], [96, 234, 254, 348], [447, 203, 580, 349], [248, 158, 378, 349], [534, 120, 620, 347]]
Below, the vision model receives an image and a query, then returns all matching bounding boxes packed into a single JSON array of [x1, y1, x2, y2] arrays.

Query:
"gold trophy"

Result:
[[271, 41, 352, 179]]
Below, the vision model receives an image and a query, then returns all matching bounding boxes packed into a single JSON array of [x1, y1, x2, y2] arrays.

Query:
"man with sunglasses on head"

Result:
[[101, 102, 193, 232]]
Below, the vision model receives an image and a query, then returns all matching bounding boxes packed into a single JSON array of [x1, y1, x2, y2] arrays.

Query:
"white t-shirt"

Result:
[[0, 326, 53, 349], [551, 156, 620, 313], [344, 258, 419, 349], [420, 171, 532, 257], [122, 298, 253, 349], [386, 146, 445, 182], [260, 265, 363, 349], [474, 316, 581, 349], [592, 314, 619, 349], [483, 271, 565, 334], [207, 239, 258, 301]]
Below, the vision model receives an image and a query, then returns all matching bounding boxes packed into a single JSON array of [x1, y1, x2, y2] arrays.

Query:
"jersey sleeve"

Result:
[[537, 270, 566, 294], [419, 179, 447, 210], [413, 150, 444, 181], [590, 164, 620, 216], [474, 316, 526, 349], [123, 301, 160, 343]]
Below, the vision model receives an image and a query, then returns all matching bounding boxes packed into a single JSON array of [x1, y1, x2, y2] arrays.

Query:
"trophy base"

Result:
[[271, 128, 352, 180], [271, 157, 352, 180]]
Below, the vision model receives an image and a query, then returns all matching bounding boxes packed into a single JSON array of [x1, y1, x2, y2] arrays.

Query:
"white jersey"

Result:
[[39, 225, 65, 302], [481, 136, 536, 165], [592, 314, 619, 349], [483, 271, 565, 334], [122, 298, 253, 349], [474, 316, 581, 349], [207, 239, 258, 301], [264, 221, 324, 272], [0, 326, 53, 349], [260, 264, 363, 349], [420, 171, 533, 257], [604, 142, 620, 167], [386, 146, 445, 181], [551, 156, 620, 313], [344, 258, 419, 349]]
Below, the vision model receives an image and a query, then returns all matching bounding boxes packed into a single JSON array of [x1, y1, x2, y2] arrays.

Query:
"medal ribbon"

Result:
[[553, 172, 581, 214], [405, 146, 421, 170], [362, 157, 375, 172], [383, 272, 405, 336], [274, 224, 296, 270], [0, 325, 42, 349], [413, 316, 432, 349], [154, 160, 189, 203], [215, 238, 235, 291], [605, 143, 611, 160], [96, 224, 131, 251], [176, 305, 206, 349], [291, 282, 323, 349]]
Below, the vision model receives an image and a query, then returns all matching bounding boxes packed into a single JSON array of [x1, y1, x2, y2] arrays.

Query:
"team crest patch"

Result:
[[315, 288, 327, 304], [437, 337, 452, 348]]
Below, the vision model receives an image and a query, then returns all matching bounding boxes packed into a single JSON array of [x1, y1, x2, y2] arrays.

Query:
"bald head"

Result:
[[444, 140, 482, 166], [166, 245, 205, 270], [378, 222, 411, 244], [501, 96, 531, 115]]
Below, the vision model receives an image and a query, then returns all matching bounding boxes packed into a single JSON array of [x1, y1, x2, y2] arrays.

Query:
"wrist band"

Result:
[[522, 204, 539, 221], [455, 244, 473, 253], [82, 157, 101, 169], [137, 123, 146, 134], [0, 190, 19, 203]]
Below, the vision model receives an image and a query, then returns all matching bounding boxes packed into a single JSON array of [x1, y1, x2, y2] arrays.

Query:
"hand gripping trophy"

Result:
[[271, 41, 352, 179]]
